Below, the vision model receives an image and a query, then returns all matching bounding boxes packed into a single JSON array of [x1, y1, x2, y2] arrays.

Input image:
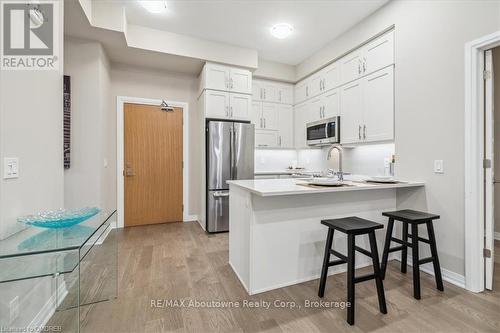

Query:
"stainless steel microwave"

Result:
[[306, 116, 340, 146]]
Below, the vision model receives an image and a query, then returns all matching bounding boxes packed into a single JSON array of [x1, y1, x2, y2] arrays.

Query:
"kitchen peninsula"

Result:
[[227, 178, 424, 295]]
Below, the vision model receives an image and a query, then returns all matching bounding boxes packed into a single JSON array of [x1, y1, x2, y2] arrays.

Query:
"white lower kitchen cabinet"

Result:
[[255, 130, 278, 148], [340, 65, 394, 144]]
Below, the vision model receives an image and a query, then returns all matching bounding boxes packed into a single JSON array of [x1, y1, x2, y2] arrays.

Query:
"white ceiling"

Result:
[[121, 0, 389, 65]]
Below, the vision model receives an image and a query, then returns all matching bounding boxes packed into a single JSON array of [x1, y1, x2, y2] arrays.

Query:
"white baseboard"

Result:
[[394, 257, 465, 289], [232, 253, 399, 296], [494, 231, 500, 241], [28, 279, 68, 330], [184, 215, 198, 222]]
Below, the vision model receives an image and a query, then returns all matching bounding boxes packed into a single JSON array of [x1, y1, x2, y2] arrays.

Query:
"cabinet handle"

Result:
[[363, 125, 367, 139], [226, 77, 229, 89], [279, 136, 282, 146], [279, 91, 282, 102], [359, 125, 362, 140], [264, 118, 266, 128], [258, 144, 268, 147], [260, 118, 263, 128], [230, 106, 233, 118], [260, 88, 263, 100], [306, 86, 309, 97], [226, 106, 229, 117], [358, 60, 362, 74], [230, 77, 234, 89], [363, 58, 366, 73]]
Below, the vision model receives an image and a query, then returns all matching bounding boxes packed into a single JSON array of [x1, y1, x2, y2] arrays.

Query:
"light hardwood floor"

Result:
[[68, 222, 499, 333]]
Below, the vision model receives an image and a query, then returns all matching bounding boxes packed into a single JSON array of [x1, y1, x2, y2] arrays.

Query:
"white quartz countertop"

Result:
[[227, 178, 425, 197], [254, 170, 320, 175]]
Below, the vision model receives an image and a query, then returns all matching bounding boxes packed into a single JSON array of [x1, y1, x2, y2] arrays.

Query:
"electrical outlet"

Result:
[[9, 296, 19, 323], [434, 160, 444, 174]]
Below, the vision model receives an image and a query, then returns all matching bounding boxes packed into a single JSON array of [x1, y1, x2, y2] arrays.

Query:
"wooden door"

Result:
[[124, 103, 183, 226]]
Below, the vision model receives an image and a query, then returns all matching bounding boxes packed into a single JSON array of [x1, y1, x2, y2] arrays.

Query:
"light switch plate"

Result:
[[3, 157, 19, 179], [434, 160, 444, 174]]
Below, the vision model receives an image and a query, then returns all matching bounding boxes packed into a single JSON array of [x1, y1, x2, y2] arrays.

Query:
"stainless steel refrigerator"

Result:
[[206, 120, 254, 232]]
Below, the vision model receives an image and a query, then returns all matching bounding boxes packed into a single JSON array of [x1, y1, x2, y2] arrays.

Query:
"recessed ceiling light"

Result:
[[270, 23, 293, 39], [138, 1, 168, 14]]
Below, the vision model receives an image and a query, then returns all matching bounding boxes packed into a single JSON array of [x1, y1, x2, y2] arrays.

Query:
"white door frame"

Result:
[[116, 96, 190, 228], [464, 31, 500, 292]]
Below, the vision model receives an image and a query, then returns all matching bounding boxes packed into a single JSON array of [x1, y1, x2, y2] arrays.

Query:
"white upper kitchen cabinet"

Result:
[[294, 101, 315, 148], [276, 84, 293, 104], [229, 93, 251, 120], [363, 66, 394, 142], [339, 30, 394, 85], [255, 130, 278, 148], [204, 90, 230, 119], [308, 96, 323, 122], [322, 62, 341, 92], [340, 49, 364, 85], [340, 80, 364, 144], [294, 79, 310, 105], [340, 66, 394, 144], [261, 102, 279, 130], [251, 101, 262, 127], [253, 79, 293, 104], [200, 63, 252, 94], [363, 30, 394, 75], [309, 74, 323, 99], [322, 88, 340, 119], [277, 104, 294, 148], [230, 68, 252, 94], [203, 90, 250, 120]]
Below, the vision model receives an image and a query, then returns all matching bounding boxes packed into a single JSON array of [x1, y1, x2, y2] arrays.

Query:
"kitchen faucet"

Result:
[[327, 144, 343, 181]]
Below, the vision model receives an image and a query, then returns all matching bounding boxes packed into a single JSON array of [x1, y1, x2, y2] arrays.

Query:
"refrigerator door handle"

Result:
[[213, 191, 230, 197], [231, 126, 237, 179]]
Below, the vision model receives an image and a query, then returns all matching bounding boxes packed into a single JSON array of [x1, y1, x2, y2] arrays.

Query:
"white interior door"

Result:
[[485, 49, 495, 290]]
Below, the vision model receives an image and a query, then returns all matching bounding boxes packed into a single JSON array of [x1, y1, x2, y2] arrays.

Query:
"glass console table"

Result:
[[0, 210, 117, 333]]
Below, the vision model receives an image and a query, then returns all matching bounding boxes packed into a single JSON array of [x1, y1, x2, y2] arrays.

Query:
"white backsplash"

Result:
[[343, 143, 395, 176], [255, 143, 395, 176], [255, 149, 298, 172]]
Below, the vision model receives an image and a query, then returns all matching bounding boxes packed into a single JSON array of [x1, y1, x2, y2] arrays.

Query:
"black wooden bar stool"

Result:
[[318, 216, 387, 325], [380, 209, 444, 300]]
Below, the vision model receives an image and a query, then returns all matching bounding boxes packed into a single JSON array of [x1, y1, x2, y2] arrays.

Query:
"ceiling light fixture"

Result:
[[138, 1, 167, 14], [270, 23, 293, 39]]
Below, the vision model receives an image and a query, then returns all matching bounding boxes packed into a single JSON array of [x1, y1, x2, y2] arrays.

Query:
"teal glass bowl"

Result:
[[17, 207, 100, 229]]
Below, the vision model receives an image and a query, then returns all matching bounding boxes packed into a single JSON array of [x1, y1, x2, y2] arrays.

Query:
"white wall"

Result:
[[110, 63, 201, 217], [343, 143, 395, 176], [297, 0, 500, 276], [64, 38, 112, 211], [493, 47, 500, 234], [0, 0, 64, 327], [253, 59, 296, 83]]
